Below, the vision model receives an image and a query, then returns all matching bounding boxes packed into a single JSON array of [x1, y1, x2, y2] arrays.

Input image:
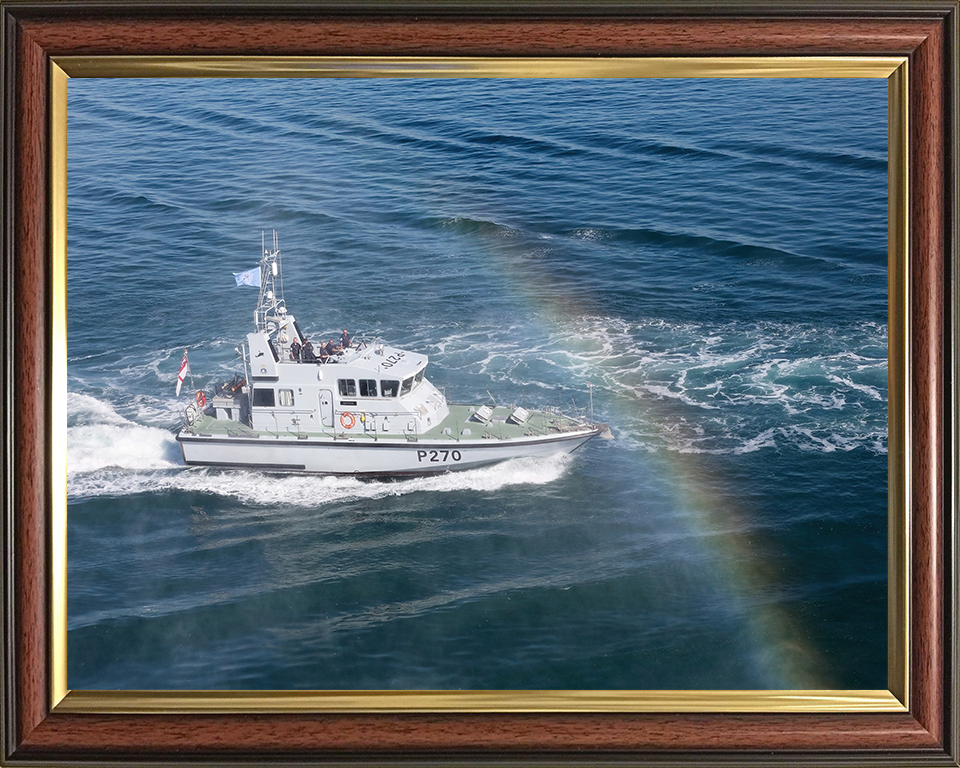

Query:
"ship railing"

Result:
[[274, 338, 371, 365], [545, 406, 599, 434], [326, 407, 423, 442], [258, 407, 319, 438], [181, 401, 203, 429]]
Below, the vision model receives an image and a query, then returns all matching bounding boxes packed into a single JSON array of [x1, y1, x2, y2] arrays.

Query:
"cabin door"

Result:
[[318, 389, 334, 427]]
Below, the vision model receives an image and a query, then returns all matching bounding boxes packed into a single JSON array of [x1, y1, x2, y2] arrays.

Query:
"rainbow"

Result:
[[476, 220, 832, 690]]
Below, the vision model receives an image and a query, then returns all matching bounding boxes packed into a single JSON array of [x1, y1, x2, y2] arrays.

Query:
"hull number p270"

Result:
[[417, 449, 462, 463], [381, 352, 405, 368]]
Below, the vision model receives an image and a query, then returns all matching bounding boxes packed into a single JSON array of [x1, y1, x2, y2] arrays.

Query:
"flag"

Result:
[[233, 266, 262, 287], [176, 349, 190, 396]]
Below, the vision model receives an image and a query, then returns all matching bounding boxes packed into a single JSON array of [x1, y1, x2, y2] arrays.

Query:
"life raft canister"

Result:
[[196, 390, 206, 408], [339, 411, 356, 429]]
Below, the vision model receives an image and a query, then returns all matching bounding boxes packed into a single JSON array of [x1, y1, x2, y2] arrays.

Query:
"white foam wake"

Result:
[[69, 453, 572, 505], [68, 393, 181, 474]]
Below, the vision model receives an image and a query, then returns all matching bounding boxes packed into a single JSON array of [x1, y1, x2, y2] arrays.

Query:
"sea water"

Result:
[[66, 77, 888, 690]]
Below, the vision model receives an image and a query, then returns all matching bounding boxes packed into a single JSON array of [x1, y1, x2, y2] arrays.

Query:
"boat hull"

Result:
[[176, 428, 598, 476]]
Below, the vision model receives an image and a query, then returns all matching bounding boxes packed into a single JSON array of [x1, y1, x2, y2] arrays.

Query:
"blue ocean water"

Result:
[[66, 77, 888, 690]]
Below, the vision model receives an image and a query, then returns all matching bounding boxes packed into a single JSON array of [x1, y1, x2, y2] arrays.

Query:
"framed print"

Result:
[[2, 2, 958, 766]]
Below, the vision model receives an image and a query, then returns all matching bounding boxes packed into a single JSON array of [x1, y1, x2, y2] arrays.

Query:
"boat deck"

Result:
[[185, 404, 593, 443]]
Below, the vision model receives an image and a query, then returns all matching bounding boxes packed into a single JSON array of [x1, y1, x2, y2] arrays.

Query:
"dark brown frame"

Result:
[[2, 2, 958, 765]]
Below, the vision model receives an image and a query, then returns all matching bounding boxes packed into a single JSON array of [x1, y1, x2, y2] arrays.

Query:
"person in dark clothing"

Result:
[[324, 339, 338, 357], [301, 339, 317, 362], [339, 329, 351, 350], [290, 339, 302, 362]]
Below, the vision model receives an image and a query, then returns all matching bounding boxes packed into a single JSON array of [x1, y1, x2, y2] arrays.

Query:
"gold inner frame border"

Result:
[[49, 54, 909, 715]]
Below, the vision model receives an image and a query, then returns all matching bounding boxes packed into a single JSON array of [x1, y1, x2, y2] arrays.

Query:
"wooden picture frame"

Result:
[[2, 2, 957, 765]]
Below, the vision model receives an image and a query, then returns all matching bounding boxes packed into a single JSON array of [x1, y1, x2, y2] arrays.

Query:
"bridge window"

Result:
[[400, 376, 413, 396], [252, 388, 275, 407], [381, 380, 399, 397], [359, 379, 378, 397], [278, 389, 294, 407], [338, 379, 357, 397]]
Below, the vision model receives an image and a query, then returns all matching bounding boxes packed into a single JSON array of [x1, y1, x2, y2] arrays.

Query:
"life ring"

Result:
[[339, 411, 356, 429], [196, 391, 206, 409]]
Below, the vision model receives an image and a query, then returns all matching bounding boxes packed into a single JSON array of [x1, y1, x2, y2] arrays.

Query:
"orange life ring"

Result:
[[339, 411, 356, 429], [196, 391, 206, 408]]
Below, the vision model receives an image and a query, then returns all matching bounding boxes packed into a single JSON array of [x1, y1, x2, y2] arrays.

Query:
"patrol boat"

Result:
[[176, 233, 603, 476]]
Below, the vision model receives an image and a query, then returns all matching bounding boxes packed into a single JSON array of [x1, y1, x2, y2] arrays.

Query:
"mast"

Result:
[[254, 230, 287, 333]]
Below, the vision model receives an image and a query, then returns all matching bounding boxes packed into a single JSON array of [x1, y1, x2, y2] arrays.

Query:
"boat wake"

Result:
[[422, 315, 888, 456], [68, 393, 181, 473]]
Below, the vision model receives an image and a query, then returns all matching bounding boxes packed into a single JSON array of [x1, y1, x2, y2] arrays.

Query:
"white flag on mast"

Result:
[[233, 266, 262, 287]]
